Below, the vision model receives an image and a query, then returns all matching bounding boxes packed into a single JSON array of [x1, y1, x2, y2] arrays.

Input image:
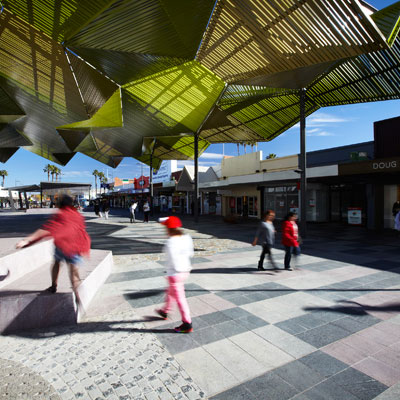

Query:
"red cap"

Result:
[[159, 216, 182, 229]]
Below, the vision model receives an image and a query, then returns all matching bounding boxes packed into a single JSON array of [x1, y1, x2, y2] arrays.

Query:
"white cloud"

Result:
[[62, 170, 92, 177], [287, 113, 352, 131], [307, 130, 334, 137], [177, 160, 219, 167], [199, 152, 225, 160]]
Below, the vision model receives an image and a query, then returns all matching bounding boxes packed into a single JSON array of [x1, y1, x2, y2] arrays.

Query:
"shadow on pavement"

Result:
[[304, 300, 400, 316]]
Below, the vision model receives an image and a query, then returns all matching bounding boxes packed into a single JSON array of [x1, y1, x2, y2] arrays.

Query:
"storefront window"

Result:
[[248, 196, 258, 217]]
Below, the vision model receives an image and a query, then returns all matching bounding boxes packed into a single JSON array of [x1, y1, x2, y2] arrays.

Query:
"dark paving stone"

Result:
[[350, 274, 384, 285], [303, 379, 359, 400], [209, 383, 252, 399], [309, 310, 346, 323], [216, 319, 248, 338], [218, 294, 254, 306], [298, 351, 347, 378], [243, 372, 299, 400], [124, 289, 164, 308], [197, 311, 232, 327], [273, 360, 324, 391], [191, 257, 212, 264], [290, 314, 329, 330], [221, 307, 253, 319], [184, 283, 210, 298], [236, 314, 269, 330], [331, 317, 376, 334], [296, 323, 350, 348], [156, 332, 199, 355], [106, 268, 164, 283], [330, 368, 388, 400], [275, 319, 308, 335], [348, 313, 381, 325], [191, 325, 226, 346]]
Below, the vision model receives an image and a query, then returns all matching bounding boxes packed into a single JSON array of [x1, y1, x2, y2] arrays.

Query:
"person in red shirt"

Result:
[[16, 194, 91, 308], [281, 212, 300, 271]]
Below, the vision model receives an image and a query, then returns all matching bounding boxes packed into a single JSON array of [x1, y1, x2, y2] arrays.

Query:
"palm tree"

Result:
[[92, 169, 100, 197], [54, 167, 61, 182], [43, 164, 52, 181], [266, 153, 277, 159], [0, 170, 8, 187], [98, 172, 107, 193], [50, 165, 57, 182]]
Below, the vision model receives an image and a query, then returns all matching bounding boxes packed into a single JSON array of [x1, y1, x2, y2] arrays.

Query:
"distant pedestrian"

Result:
[[102, 200, 110, 219], [155, 216, 193, 333], [252, 210, 277, 270], [282, 212, 300, 271], [130, 201, 137, 223], [143, 200, 150, 222], [392, 200, 400, 217], [16, 194, 91, 312], [94, 201, 100, 216], [395, 209, 400, 234]]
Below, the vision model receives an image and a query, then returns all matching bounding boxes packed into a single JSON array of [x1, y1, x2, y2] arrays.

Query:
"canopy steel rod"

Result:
[[194, 134, 199, 223], [299, 88, 307, 238]]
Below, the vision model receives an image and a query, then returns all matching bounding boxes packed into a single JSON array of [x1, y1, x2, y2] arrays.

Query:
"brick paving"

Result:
[[1, 210, 400, 399]]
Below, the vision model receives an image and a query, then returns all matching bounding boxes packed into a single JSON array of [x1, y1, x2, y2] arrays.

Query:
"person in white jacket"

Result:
[[156, 216, 194, 333]]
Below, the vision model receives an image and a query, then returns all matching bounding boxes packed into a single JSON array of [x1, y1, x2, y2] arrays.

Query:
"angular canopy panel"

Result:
[[75, 133, 124, 168], [0, 9, 87, 163], [0, 87, 25, 123], [309, 39, 400, 106], [0, 124, 32, 147], [141, 135, 210, 164], [2, 0, 115, 43], [371, 2, 400, 46], [67, 51, 119, 117], [67, 48, 187, 86], [58, 89, 123, 130], [0, 148, 19, 163], [197, 0, 388, 84], [123, 61, 225, 133], [65, 0, 216, 59]]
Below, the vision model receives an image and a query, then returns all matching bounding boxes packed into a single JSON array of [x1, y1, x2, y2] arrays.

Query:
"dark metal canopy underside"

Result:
[[0, 0, 399, 168]]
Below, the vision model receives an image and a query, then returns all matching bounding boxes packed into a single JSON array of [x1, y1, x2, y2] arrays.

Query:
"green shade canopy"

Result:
[[0, 0, 399, 168]]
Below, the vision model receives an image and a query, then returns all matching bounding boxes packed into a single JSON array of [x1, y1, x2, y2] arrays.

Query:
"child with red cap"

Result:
[[156, 216, 194, 333]]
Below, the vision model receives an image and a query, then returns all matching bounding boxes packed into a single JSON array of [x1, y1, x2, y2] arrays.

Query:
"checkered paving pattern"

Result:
[[98, 226, 400, 399]]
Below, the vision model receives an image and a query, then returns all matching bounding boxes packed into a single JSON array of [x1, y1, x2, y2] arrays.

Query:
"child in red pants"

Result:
[[156, 216, 193, 333]]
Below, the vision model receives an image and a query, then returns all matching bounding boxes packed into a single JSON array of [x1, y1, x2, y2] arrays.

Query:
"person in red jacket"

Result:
[[281, 212, 300, 271], [16, 194, 91, 308]]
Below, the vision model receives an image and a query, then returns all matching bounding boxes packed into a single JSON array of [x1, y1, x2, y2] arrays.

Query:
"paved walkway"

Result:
[[1, 210, 400, 399]]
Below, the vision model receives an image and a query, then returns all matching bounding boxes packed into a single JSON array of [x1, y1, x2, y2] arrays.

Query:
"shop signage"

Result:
[[339, 157, 400, 175], [348, 207, 362, 225], [153, 160, 178, 184]]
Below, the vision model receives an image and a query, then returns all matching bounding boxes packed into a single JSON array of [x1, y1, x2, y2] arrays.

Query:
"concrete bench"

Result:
[[0, 239, 113, 334]]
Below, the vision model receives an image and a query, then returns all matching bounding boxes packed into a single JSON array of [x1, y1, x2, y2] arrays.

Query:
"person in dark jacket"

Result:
[[252, 210, 277, 270], [281, 212, 300, 271]]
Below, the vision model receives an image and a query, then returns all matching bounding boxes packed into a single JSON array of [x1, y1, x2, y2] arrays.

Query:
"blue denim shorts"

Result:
[[54, 247, 82, 265]]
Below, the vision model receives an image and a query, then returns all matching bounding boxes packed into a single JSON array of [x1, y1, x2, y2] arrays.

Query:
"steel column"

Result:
[[150, 151, 153, 216], [299, 88, 307, 237], [194, 134, 199, 223]]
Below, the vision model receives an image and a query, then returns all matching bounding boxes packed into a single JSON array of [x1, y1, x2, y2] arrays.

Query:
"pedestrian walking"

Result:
[[102, 200, 110, 219], [394, 209, 400, 235], [252, 210, 278, 270], [282, 212, 300, 271], [130, 201, 137, 223], [94, 200, 100, 217], [155, 216, 193, 333], [16, 194, 91, 312], [143, 200, 150, 222]]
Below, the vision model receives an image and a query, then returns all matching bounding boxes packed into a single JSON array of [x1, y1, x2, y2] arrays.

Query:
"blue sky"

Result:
[[1, 0, 399, 187]]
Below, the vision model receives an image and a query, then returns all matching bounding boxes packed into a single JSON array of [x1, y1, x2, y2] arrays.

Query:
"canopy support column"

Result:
[[24, 191, 29, 209], [299, 88, 307, 237], [150, 151, 153, 216], [8, 190, 15, 211], [194, 133, 199, 223], [18, 191, 23, 209]]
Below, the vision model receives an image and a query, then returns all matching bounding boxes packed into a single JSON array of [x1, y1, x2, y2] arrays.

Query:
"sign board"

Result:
[[339, 157, 400, 175], [348, 207, 362, 225], [153, 160, 178, 184]]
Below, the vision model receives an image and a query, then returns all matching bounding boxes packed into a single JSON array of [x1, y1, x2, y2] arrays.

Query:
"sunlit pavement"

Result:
[[1, 210, 400, 399]]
